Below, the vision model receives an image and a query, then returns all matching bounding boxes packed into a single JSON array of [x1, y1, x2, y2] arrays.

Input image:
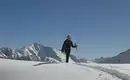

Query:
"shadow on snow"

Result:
[[33, 62, 58, 66]]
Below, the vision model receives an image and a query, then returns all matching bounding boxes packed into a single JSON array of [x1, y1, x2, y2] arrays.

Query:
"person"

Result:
[[61, 35, 77, 63]]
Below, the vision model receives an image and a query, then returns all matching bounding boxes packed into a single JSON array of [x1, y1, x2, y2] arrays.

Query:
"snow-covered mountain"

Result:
[[99, 49, 130, 63], [94, 57, 110, 63], [0, 43, 87, 63]]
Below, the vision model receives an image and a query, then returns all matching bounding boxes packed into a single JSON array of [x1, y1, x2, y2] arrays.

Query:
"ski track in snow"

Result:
[[0, 59, 125, 80], [77, 63, 130, 80]]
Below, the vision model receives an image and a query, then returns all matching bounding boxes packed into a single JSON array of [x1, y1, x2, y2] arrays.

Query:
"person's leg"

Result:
[[66, 53, 69, 63], [65, 49, 70, 63]]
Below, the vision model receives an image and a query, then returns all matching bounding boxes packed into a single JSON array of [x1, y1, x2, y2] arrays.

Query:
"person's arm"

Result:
[[61, 40, 66, 52], [70, 40, 77, 48]]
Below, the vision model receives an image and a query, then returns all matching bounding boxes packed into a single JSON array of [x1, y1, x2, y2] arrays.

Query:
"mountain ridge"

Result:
[[0, 43, 87, 63], [98, 49, 130, 63]]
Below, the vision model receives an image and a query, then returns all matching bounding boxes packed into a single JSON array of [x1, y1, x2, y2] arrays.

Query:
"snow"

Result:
[[78, 62, 130, 80], [87, 63, 130, 77], [0, 59, 122, 80]]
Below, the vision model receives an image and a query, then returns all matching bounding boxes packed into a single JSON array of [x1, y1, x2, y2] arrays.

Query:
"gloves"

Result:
[[75, 43, 78, 49]]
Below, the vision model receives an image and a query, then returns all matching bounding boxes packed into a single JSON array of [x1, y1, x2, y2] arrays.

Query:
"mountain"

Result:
[[94, 57, 110, 63], [100, 49, 130, 63], [0, 43, 87, 63], [70, 55, 87, 63], [0, 47, 13, 58]]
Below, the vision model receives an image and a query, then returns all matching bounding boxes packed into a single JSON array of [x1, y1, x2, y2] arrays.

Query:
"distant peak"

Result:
[[127, 49, 130, 51], [33, 43, 40, 46], [32, 43, 44, 47], [31, 43, 45, 50]]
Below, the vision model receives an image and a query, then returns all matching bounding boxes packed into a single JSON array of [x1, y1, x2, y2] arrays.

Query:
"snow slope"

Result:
[[88, 63, 130, 77], [78, 62, 130, 80], [0, 59, 121, 80]]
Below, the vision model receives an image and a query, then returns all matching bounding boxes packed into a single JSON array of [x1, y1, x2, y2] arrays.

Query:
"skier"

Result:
[[61, 35, 77, 63]]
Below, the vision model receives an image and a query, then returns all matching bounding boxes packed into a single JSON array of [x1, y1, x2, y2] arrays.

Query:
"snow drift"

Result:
[[0, 59, 121, 80]]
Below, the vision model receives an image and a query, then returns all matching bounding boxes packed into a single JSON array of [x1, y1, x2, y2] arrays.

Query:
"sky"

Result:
[[0, 0, 130, 60]]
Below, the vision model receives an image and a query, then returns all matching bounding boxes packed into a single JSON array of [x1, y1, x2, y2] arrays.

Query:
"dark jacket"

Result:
[[61, 39, 77, 53]]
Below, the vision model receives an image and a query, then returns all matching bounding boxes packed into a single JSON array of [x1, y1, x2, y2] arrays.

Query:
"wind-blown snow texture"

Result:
[[0, 59, 122, 80], [78, 63, 130, 80], [0, 43, 87, 63]]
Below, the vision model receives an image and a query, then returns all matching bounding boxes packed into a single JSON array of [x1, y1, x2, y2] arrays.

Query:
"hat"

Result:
[[66, 35, 71, 40]]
